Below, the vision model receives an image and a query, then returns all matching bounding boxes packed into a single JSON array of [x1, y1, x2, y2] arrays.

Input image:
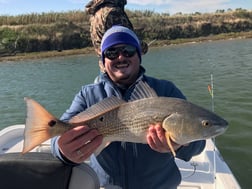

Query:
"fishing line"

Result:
[[182, 162, 197, 178]]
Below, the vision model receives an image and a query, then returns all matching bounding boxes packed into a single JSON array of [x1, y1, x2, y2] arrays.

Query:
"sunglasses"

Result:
[[104, 45, 137, 60]]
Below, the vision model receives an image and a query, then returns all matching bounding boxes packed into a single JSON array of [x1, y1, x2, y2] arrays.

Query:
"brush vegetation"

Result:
[[0, 8, 252, 59]]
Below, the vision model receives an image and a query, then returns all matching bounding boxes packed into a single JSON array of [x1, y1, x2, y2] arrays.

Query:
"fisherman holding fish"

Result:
[[48, 26, 207, 189], [24, 24, 227, 187]]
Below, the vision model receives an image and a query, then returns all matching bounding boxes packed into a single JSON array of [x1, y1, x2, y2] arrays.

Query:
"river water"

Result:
[[0, 38, 251, 188]]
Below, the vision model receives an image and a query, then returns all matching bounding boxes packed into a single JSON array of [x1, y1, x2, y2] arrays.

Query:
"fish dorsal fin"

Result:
[[130, 81, 158, 101], [69, 96, 125, 124]]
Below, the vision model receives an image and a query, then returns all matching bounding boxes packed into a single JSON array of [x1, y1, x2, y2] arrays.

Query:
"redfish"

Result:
[[23, 81, 228, 156]]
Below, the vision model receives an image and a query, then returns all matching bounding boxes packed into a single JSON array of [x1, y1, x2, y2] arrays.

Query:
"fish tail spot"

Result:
[[48, 120, 57, 127], [99, 116, 104, 122]]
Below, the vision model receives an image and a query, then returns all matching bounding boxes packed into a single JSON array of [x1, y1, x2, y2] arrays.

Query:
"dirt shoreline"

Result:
[[1, 32, 252, 62]]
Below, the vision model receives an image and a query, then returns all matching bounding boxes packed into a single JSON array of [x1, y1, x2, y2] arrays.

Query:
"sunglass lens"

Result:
[[104, 45, 137, 60], [104, 48, 118, 60], [122, 46, 137, 57]]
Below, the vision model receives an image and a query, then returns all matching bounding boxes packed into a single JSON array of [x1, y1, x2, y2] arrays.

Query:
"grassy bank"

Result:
[[1, 31, 251, 62], [0, 47, 94, 62], [1, 8, 251, 61]]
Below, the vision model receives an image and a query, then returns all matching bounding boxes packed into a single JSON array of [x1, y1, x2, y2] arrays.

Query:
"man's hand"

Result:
[[58, 125, 103, 163], [147, 123, 182, 154]]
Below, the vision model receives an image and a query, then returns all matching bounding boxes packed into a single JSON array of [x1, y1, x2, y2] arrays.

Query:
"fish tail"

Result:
[[165, 132, 176, 157], [22, 97, 59, 154]]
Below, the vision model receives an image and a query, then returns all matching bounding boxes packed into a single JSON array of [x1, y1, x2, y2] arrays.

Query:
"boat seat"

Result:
[[0, 152, 100, 189]]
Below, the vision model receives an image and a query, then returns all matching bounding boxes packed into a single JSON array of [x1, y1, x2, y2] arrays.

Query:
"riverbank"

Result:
[[1, 31, 252, 62]]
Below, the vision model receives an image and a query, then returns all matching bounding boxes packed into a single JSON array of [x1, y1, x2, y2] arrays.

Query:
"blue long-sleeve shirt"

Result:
[[51, 67, 206, 189]]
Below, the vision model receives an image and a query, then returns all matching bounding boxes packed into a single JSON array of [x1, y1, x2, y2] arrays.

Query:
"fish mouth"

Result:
[[214, 126, 228, 135], [207, 126, 228, 138], [211, 118, 229, 135]]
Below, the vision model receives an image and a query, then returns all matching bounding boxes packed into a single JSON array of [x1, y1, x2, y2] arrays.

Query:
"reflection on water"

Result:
[[0, 38, 251, 188]]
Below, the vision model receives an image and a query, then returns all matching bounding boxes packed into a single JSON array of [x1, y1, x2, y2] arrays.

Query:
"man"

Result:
[[85, 0, 148, 73], [51, 26, 205, 189]]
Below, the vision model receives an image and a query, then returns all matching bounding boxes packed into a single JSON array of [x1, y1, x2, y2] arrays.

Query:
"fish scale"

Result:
[[75, 97, 198, 142]]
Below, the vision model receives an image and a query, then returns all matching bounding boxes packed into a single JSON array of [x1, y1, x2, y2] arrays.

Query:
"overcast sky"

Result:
[[0, 0, 251, 16]]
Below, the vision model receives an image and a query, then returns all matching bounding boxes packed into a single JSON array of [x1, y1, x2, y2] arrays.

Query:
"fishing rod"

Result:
[[208, 73, 217, 188]]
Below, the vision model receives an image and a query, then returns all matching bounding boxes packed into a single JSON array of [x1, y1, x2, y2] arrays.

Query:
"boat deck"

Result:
[[0, 125, 241, 189]]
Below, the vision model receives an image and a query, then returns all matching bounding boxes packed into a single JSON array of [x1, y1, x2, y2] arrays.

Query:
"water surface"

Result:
[[0, 38, 251, 188]]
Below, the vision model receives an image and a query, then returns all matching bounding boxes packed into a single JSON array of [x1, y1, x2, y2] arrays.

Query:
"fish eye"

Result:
[[202, 120, 211, 127]]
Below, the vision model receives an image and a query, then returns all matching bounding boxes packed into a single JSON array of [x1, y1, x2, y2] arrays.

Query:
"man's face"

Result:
[[103, 44, 140, 87]]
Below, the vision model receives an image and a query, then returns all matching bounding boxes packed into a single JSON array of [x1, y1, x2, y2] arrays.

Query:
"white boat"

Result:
[[0, 124, 241, 189]]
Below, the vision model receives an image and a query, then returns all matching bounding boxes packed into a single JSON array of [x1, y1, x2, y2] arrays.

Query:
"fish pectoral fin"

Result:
[[165, 132, 176, 157]]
